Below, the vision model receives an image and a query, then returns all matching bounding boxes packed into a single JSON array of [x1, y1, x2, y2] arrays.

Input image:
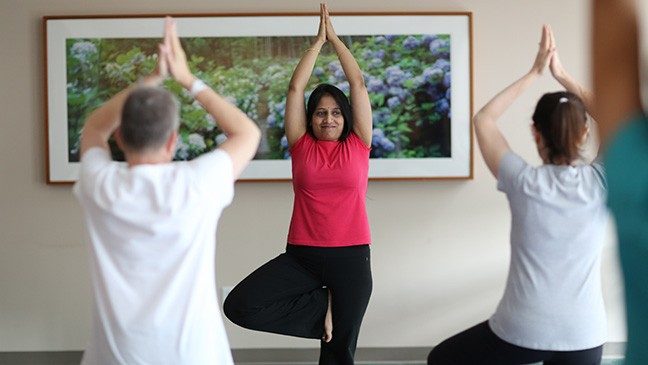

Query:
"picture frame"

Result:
[[44, 12, 473, 183]]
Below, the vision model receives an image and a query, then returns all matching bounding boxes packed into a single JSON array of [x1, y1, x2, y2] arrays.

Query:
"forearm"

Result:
[[555, 72, 595, 116]]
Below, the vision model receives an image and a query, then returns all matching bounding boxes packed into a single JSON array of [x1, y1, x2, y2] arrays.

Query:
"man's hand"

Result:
[[162, 17, 195, 90]]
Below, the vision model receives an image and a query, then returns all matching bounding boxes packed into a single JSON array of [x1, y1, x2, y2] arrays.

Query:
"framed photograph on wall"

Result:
[[44, 12, 473, 183]]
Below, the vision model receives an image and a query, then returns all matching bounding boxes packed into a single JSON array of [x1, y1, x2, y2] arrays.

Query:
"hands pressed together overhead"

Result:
[[531, 24, 568, 83], [150, 17, 194, 89], [315, 3, 341, 47]]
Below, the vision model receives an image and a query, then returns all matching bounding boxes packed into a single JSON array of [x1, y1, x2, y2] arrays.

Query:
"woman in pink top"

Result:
[[224, 4, 373, 364]]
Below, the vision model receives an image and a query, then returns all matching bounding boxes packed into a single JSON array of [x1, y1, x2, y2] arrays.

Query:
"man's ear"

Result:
[[164, 130, 178, 159], [531, 124, 543, 146], [114, 128, 126, 152]]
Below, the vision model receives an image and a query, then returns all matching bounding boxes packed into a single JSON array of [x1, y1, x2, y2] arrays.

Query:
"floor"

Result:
[[0, 352, 624, 365], [236, 360, 625, 365]]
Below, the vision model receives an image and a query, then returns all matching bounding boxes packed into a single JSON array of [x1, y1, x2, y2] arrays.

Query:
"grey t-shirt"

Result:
[[489, 152, 608, 351]]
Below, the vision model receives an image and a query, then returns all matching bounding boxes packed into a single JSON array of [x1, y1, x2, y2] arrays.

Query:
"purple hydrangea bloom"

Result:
[[413, 76, 425, 88], [385, 35, 398, 42], [334, 68, 346, 81], [280, 135, 289, 149], [388, 86, 407, 100], [387, 96, 401, 109], [422, 34, 438, 46], [328, 61, 342, 73], [367, 77, 386, 93], [372, 128, 396, 152], [71, 41, 97, 62], [436, 98, 450, 115], [422, 67, 444, 84], [445, 88, 451, 100], [372, 108, 391, 125], [369, 58, 383, 68], [374, 35, 388, 45], [403, 35, 421, 50], [433, 58, 451, 72], [175, 137, 189, 160], [215, 133, 228, 145], [373, 49, 386, 60], [337, 81, 350, 94], [385, 65, 407, 86], [267, 114, 277, 127], [274, 101, 286, 114], [426, 86, 444, 101], [188, 133, 206, 150], [429, 38, 450, 58], [443, 72, 451, 88], [313, 67, 325, 77]]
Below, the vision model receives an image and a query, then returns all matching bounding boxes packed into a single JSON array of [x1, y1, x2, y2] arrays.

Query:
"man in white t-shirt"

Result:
[[74, 17, 260, 365]]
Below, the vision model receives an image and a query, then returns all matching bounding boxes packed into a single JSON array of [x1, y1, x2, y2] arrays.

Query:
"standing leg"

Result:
[[223, 251, 328, 339], [319, 247, 373, 365]]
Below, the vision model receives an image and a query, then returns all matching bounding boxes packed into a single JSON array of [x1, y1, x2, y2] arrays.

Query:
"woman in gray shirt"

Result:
[[427, 25, 607, 365]]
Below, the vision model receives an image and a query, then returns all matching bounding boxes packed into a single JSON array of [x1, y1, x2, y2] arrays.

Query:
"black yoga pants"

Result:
[[427, 321, 603, 365], [224, 244, 372, 365]]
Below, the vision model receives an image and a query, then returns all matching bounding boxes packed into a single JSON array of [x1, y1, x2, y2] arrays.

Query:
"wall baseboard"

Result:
[[0, 343, 626, 365]]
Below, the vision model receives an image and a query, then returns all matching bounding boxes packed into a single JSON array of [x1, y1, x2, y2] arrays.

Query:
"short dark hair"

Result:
[[532, 91, 588, 164], [305, 84, 353, 141], [120, 86, 179, 152]]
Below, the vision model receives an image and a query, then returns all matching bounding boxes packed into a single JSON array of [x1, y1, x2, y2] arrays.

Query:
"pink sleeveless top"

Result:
[[287, 132, 371, 247]]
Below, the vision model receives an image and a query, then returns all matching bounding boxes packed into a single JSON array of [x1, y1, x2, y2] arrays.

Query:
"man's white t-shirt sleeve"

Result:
[[497, 152, 529, 193], [73, 147, 113, 201], [189, 149, 235, 210]]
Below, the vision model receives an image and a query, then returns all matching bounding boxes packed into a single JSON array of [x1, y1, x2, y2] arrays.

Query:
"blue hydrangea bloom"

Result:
[[433, 58, 451, 72], [387, 96, 401, 109], [367, 77, 386, 93], [337, 81, 350, 94], [267, 114, 277, 127], [374, 36, 388, 45], [429, 39, 450, 58], [385, 65, 407, 86], [436, 98, 450, 115], [443, 72, 451, 88], [403, 35, 421, 50], [71, 41, 97, 62], [422, 67, 444, 84], [280, 135, 289, 149], [388, 86, 407, 100], [313, 67, 325, 77], [422, 34, 438, 46]]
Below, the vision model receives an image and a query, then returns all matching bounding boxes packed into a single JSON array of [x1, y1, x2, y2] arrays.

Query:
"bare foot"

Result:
[[322, 289, 333, 342]]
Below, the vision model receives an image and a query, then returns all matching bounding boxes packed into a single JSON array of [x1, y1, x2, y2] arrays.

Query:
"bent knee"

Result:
[[222, 288, 260, 328], [427, 344, 450, 365]]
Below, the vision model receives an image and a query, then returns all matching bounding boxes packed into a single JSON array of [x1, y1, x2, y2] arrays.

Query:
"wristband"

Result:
[[190, 79, 208, 97]]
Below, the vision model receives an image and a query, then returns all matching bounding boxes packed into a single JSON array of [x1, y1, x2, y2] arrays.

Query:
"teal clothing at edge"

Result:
[[604, 114, 648, 365]]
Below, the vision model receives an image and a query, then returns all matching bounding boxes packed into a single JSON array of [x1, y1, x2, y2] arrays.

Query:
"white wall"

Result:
[[0, 0, 626, 351]]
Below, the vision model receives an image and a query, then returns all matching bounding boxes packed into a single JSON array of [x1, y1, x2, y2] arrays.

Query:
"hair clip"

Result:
[[558, 97, 569, 103]]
